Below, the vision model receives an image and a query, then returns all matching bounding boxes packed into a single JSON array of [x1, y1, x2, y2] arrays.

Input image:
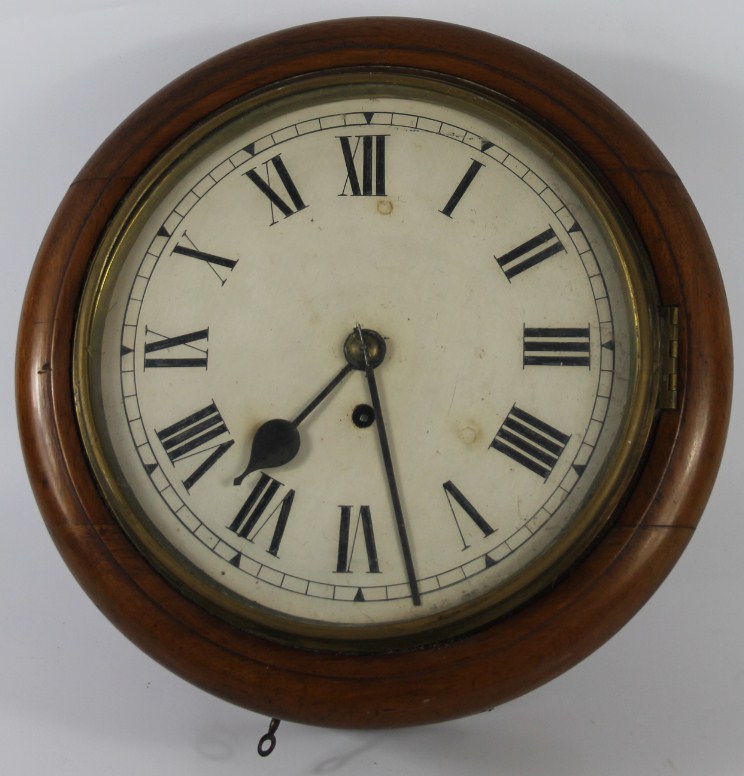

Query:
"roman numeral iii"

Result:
[[491, 406, 570, 479], [523, 326, 591, 367], [155, 401, 234, 491], [338, 135, 387, 196]]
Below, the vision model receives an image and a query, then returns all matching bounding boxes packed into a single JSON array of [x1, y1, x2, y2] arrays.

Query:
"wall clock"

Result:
[[17, 17, 732, 731]]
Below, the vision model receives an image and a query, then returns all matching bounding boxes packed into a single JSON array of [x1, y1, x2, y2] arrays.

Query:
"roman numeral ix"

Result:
[[144, 327, 209, 369]]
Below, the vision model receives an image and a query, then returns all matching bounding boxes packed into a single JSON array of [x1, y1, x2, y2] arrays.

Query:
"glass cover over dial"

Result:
[[76, 75, 657, 648]]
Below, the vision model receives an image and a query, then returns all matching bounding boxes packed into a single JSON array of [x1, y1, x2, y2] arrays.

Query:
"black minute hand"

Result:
[[356, 325, 422, 606], [234, 362, 353, 485]]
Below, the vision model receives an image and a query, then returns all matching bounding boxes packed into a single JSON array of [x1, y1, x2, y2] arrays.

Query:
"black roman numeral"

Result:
[[496, 227, 565, 280], [229, 472, 295, 557], [523, 326, 591, 367], [336, 505, 380, 574], [443, 480, 495, 549], [491, 406, 570, 479], [245, 154, 307, 224], [339, 135, 387, 196], [440, 160, 484, 218], [144, 327, 208, 369], [155, 401, 234, 491], [172, 233, 237, 285]]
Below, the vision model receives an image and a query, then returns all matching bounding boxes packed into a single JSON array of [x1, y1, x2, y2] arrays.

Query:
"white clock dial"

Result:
[[79, 77, 654, 644]]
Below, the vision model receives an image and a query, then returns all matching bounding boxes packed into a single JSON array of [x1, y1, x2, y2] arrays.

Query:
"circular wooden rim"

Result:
[[17, 18, 732, 728]]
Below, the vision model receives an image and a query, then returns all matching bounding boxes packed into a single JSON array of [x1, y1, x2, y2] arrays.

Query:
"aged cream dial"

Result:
[[77, 76, 654, 646]]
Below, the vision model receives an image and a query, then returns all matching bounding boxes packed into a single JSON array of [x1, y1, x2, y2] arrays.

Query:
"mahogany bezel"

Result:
[[16, 18, 731, 728]]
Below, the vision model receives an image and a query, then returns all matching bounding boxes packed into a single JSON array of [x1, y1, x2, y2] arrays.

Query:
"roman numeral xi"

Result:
[[245, 154, 307, 224]]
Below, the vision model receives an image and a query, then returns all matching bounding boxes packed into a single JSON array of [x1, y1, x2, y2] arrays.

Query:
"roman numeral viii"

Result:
[[491, 406, 570, 479], [144, 327, 208, 369], [245, 154, 307, 224], [523, 326, 591, 367], [496, 227, 565, 280], [339, 135, 387, 196], [229, 473, 295, 557], [155, 401, 234, 491]]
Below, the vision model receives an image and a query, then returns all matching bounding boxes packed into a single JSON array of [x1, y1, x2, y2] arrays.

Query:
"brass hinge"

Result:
[[658, 306, 679, 410]]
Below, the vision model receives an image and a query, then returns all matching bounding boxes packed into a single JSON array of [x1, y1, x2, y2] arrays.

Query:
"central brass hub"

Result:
[[344, 328, 387, 370]]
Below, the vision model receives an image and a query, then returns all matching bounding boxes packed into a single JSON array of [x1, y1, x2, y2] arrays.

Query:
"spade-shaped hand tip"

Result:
[[233, 418, 301, 486]]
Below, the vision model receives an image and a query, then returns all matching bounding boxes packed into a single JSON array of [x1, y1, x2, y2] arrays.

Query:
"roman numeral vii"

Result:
[[229, 472, 295, 557]]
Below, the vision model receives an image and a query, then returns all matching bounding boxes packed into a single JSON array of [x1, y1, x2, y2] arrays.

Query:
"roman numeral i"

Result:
[[440, 159, 484, 218]]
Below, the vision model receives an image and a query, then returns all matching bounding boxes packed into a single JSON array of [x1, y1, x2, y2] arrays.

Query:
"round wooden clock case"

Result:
[[16, 18, 731, 728]]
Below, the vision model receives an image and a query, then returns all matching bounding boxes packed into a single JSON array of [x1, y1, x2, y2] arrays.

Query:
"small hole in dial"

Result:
[[352, 404, 376, 428]]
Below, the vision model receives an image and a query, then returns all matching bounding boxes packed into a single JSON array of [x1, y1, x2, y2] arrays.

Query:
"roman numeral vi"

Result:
[[336, 505, 380, 573]]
